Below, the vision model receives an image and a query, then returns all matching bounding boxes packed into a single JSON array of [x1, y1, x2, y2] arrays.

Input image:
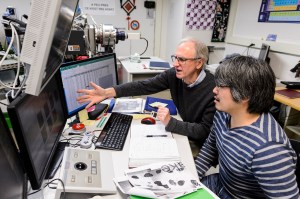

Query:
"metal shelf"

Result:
[[286, 125, 300, 136], [0, 59, 19, 71]]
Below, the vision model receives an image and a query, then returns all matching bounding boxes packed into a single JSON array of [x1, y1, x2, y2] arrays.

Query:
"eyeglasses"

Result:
[[215, 82, 229, 88], [171, 55, 201, 65]]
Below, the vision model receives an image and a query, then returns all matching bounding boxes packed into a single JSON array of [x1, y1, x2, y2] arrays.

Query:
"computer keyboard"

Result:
[[95, 112, 133, 151], [281, 81, 300, 89]]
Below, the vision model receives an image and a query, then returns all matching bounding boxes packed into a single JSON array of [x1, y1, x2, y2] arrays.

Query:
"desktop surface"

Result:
[[118, 56, 167, 74], [30, 109, 217, 199], [118, 57, 172, 100], [275, 87, 300, 111]]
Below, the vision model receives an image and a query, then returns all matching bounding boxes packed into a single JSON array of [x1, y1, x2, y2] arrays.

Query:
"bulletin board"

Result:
[[258, 0, 300, 23]]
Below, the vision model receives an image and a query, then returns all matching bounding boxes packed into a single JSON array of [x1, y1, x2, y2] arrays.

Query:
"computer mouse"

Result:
[[141, 117, 156, 125]]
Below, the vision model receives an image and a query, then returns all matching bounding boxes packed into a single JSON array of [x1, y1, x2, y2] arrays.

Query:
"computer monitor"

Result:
[[258, 43, 270, 64], [59, 53, 119, 117], [20, 0, 79, 96], [0, 109, 27, 199], [7, 72, 67, 190]]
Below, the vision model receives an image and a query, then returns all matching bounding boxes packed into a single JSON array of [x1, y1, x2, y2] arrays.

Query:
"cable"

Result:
[[0, 101, 9, 106], [27, 178, 66, 199], [0, 20, 15, 67], [0, 21, 26, 90], [246, 43, 255, 56], [89, 14, 97, 26], [49, 178, 66, 199], [139, 37, 148, 56], [10, 23, 23, 98], [241, 43, 255, 56]]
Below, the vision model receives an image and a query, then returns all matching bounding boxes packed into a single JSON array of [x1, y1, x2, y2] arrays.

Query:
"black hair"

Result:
[[215, 55, 276, 114]]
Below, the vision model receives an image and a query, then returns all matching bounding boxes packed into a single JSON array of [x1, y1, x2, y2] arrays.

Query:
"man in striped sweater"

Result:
[[195, 56, 299, 198]]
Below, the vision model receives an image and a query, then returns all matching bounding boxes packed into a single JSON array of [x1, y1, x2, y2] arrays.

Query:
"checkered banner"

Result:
[[185, 0, 217, 30]]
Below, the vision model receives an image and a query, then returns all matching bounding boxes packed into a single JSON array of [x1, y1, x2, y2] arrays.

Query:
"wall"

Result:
[[160, 0, 226, 65], [77, 0, 156, 57], [2, 0, 299, 79], [0, 0, 156, 57], [227, 0, 300, 55], [225, 0, 300, 81], [1, 0, 230, 64]]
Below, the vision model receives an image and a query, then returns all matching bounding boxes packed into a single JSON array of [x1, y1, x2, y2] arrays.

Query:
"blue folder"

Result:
[[149, 61, 171, 70], [144, 96, 177, 115]]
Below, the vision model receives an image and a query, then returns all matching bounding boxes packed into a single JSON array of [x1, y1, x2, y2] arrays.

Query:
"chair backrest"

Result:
[[289, 139, 300, 189]]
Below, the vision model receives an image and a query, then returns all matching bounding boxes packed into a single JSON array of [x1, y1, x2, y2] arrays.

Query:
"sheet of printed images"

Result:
[[114, 161, 202, 199]]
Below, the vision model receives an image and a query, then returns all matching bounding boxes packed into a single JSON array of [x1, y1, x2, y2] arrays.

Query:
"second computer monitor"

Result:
[[59, 53, 119, 117], [0, 109, 27, 199], [7, 72, 67, 190], [258, 43, 270, 64]]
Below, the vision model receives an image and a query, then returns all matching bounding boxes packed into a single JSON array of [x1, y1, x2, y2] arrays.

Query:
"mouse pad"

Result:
[[276, 89, 300, 99]]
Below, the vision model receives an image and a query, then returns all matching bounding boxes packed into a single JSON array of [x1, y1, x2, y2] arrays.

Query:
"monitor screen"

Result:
[[258, 43, 270, 63], [20, 0, 79, 96], [0, 109, 26, 199], [7, 72, 67, 190], [59, 53, 119, 117]]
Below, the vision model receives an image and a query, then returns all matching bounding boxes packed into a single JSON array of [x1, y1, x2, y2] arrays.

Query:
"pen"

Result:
[[97, 117, 107, 128], [146, 135, 167, 137]]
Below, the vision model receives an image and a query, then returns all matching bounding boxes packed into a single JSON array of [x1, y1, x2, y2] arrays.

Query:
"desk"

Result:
[[275, 87, 300, 139], [31, 115, 218, 199], [275, 87, 300, 111], [118, 57, 171, 99]]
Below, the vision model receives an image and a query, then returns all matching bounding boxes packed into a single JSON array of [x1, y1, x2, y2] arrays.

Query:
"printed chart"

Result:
[[258, 0, 300, 23]]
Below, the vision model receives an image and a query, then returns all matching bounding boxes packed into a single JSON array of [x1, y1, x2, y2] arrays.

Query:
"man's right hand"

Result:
[[77, 82, 114, 109]]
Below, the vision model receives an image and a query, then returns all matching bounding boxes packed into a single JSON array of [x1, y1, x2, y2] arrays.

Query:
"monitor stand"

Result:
[[266, 57, 270, 64], [45, 142, 70, 179]]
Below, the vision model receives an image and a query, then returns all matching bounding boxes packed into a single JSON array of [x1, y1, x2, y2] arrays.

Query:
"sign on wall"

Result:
[[82, 0, 115, 15]]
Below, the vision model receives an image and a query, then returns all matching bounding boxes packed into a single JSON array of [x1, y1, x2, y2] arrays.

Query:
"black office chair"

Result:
[[289, 139, 300, 189]]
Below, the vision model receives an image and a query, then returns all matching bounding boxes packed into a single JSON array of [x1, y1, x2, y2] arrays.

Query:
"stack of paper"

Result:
[[129, 122, 181, 168], [114, 161, 202, 199]]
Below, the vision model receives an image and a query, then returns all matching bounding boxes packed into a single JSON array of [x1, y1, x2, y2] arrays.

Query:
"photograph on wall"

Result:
[[211, 0, 231, 42], [185, 0, 217, 30], [258, 0, 300, 23]]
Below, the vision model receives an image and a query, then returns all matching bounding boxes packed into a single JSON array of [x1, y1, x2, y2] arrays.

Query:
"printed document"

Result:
[[112, 98, 143, 113], [114, 161, 202, 199], [129, 122, 180, 167]]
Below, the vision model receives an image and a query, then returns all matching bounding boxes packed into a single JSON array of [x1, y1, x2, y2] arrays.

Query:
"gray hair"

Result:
[[215, 55, 276, 114], [178, 37, 209, 66]]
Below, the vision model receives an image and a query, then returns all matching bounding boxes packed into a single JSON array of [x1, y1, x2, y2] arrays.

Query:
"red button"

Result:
[[72, 123, 85, 130]]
